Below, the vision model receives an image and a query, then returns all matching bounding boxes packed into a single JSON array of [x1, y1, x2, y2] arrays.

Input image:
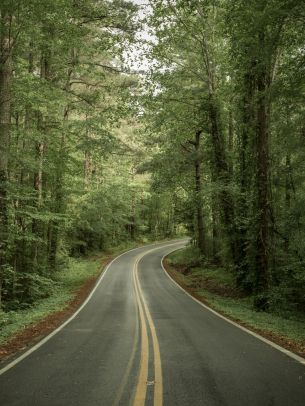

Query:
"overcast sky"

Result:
[[125, 0, 154, 72]]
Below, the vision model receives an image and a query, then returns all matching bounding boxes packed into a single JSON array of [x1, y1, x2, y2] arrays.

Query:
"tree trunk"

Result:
[[211, 193, 220, 263], [32, 133, 44, 265], [255, 60, 270, 297], [199, 25, 238, 265], [31, 51, 48, 267], [284, 153, 291, 253], [208, 96, 237, 265], [0, 9, 13, 307], [235, 69, 256, 290], [48, 118, 65, 270], [194, 130, 206, 255], [48, 57, 74, 269]]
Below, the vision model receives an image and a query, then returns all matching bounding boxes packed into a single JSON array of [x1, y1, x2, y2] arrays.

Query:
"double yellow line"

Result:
[[132, 252, 163, 406]]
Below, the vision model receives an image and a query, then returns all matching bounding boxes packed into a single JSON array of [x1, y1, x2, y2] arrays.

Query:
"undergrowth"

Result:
[[0, 257, 100, 345], [167, 246, 305, 345]]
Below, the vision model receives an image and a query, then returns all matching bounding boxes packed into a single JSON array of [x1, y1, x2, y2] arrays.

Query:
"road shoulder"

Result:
[[162, 252, 305, 364]]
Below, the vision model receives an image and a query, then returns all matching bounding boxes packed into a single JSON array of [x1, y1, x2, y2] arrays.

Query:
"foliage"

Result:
[[139, 0, 305, 312], [0, 0, 158, 311], [1, 0, 305, 318], [0, 255, 100, 344]]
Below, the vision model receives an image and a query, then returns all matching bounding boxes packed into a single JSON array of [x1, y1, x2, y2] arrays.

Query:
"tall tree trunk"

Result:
[[236, 69, 256, 290], [255, 58, 270, 298], [0, 10, 13, 307], [211, 183, 220, 263], [31, 135, 44, 268], [194, 130, 206, 255], [31, 51, 49, 267], [199, 20, 237, 265], [48, 116, 65, 269], [32, 131, 44, 265], [284, 153, 291, 254], [48, 57, 74, 269], [208, 96, 237, 265]]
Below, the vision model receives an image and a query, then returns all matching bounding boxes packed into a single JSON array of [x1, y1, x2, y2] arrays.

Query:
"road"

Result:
[[0, 240, 305, 406]]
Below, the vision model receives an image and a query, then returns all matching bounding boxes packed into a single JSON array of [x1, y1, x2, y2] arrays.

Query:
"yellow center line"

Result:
[[133, 257, 149, 406], [132, 243, 181, 406], [135, 260, 163, 406]]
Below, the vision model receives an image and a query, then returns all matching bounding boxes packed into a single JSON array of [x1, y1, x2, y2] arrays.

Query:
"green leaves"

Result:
[[0, 0, 143, 309]]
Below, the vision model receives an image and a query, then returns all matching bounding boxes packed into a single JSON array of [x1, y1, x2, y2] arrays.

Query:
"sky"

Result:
[[125, 0, 155, 73]]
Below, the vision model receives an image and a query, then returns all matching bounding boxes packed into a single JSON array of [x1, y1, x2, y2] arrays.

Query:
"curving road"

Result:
[[0, 240, 305, 406]]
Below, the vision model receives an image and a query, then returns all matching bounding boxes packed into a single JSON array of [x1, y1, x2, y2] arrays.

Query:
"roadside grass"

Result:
[[0, 237, 180, 348], [199, 291, 305, 343], [167, 246, 305, 347], [0, 256, 101, 346]]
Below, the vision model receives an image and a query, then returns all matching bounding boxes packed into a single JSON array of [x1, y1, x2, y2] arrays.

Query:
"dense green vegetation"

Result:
[[0, 0, 154, 312], [0, 255, 101, 345], [141, 0, 305, 313], [0, 0, 305, 320]]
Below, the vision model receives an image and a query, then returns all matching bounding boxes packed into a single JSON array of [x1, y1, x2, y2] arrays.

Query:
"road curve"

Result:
[[0, 240, 305, 406]]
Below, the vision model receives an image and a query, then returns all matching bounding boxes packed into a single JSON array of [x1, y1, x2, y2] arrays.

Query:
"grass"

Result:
[[0, 237, 179, 347], [201, 293, 305, 343], [167, 246, 305, 347], [0, 256, 101, 346]]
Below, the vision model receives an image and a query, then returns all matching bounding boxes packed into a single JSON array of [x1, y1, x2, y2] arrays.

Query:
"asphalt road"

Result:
[[0, 240, 305, 406]]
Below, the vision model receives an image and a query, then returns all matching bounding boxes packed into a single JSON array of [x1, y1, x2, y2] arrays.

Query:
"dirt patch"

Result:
[[164, 259, 305, 359], [0, 255, 113, 364]]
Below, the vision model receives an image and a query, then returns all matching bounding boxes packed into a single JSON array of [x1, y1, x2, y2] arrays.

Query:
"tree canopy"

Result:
[[1, 0, 305, 314]]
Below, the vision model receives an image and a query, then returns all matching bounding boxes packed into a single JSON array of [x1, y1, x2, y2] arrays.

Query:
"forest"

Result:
[[0, 0, 305, 317]]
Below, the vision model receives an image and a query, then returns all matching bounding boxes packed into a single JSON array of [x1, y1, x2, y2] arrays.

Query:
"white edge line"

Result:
[[0, 239, 184, 376], [161, 247, 305, 367]]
